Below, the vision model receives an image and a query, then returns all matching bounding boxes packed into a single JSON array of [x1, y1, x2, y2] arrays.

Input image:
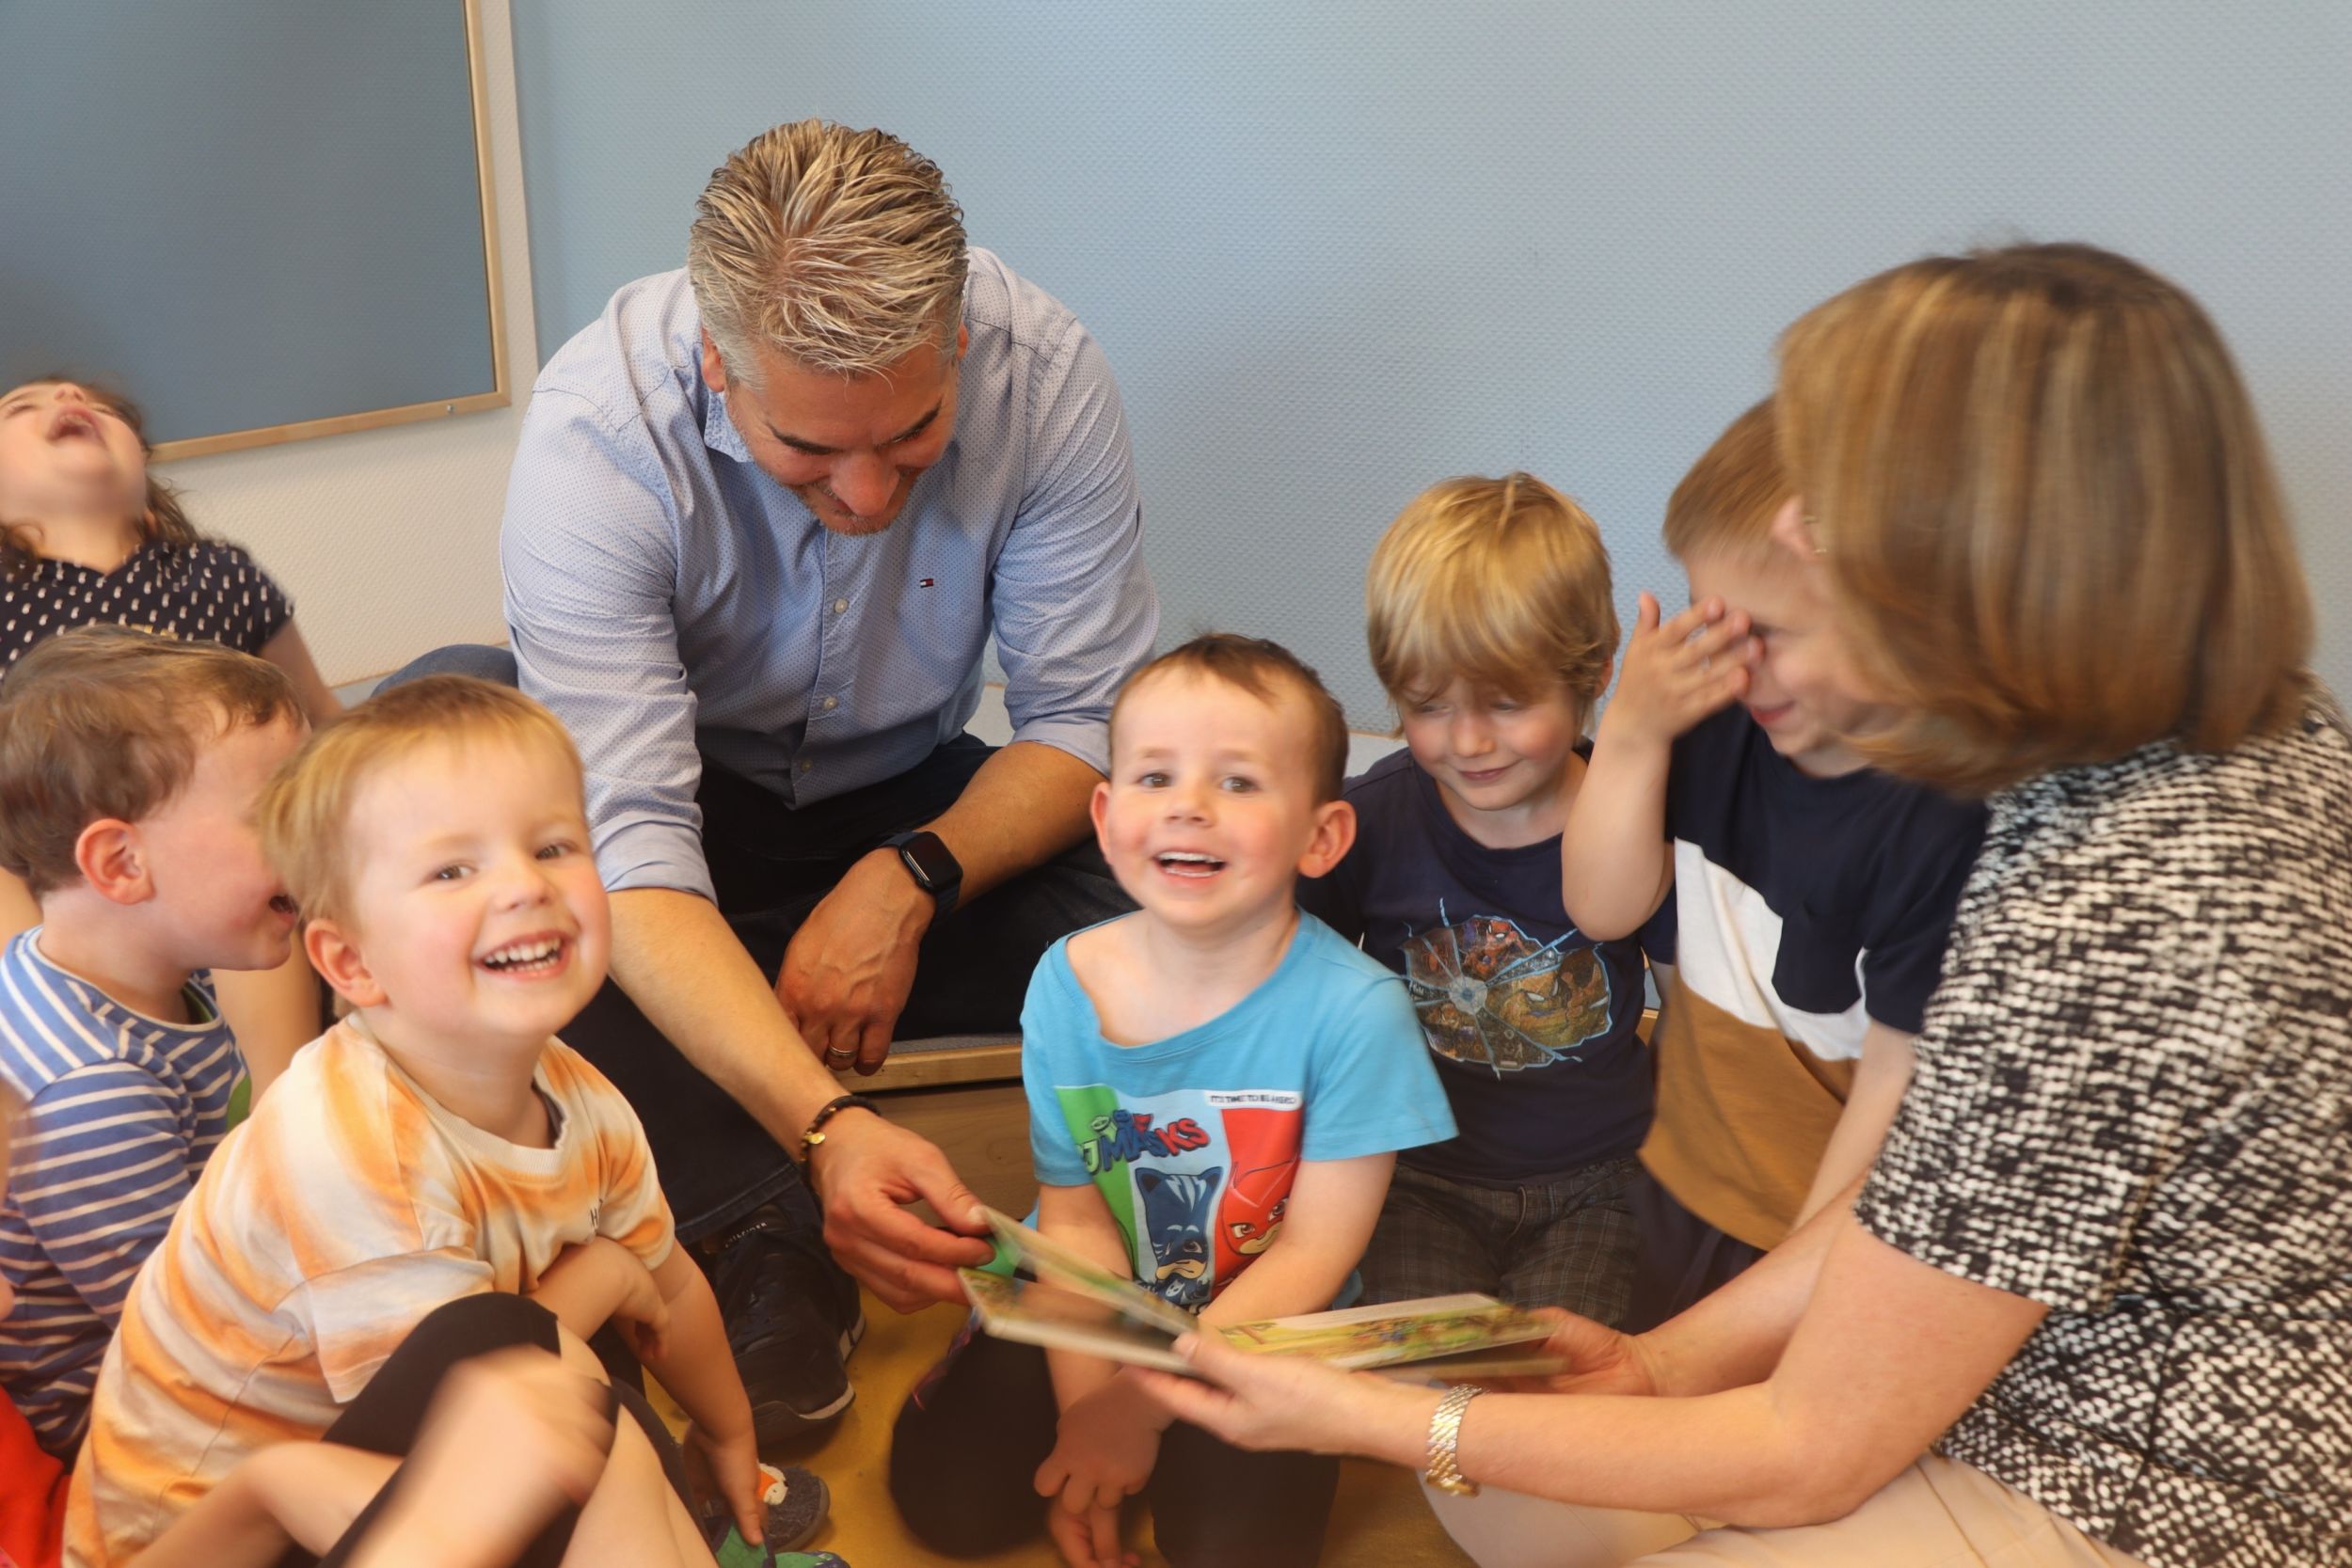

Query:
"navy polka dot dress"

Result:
[[0, 540, 294, 677]]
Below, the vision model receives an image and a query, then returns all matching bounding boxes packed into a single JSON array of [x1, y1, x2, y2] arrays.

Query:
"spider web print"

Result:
[[1398, 907, 1613, 1076]]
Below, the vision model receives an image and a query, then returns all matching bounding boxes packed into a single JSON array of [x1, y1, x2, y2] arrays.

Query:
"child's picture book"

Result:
[[961, 1206, 1566, 1382]]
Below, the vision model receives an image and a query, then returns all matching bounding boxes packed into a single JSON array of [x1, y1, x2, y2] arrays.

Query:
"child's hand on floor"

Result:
[[684, 1417, 767, 1548], [1601, 592, 1754, 752], [1033, 1386, 1156, 1568]]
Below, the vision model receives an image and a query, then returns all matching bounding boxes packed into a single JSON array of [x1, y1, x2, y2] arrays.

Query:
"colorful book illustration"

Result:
[[962, 1206, 1565, 1381]]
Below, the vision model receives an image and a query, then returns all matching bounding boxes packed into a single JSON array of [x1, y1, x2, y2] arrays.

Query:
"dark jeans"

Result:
[[283, 1294, 688, 1568], [1620, 1164, 1764, 1334], [891, 1323, 1338, 1567], [382, 645, 1130, 1242]]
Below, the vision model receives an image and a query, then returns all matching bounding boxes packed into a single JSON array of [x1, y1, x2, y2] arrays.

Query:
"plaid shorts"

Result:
[[1357, 1156, 1641, 1325]]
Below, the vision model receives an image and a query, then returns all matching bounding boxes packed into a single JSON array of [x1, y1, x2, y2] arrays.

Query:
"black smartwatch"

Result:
[[883, 830, 962, 919]]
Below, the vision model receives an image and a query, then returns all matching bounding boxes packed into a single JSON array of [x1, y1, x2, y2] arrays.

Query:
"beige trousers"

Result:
[[1425, 1454, 2152, 1568]]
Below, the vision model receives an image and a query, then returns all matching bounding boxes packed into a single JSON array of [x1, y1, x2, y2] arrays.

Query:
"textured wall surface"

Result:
[[143, 0, 538, 685], [510, 1, 2349, 726]]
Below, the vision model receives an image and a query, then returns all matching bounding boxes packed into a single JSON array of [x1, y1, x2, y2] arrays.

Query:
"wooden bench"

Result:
[[837, 1005, 1662, 1220]]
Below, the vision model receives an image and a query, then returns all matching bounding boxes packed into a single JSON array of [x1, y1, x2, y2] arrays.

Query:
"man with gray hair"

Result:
[[498, 119, 1155, 1443]]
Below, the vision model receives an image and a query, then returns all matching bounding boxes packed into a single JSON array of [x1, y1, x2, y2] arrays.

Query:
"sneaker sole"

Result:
[[746, 1308, 872, 1438]]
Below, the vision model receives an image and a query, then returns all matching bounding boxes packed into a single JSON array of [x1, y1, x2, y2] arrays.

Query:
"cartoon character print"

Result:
[[1401, 911, 1612, 1074], [1136, 1166, 1223, 1309], [1220, 1159, 1296, 1264]]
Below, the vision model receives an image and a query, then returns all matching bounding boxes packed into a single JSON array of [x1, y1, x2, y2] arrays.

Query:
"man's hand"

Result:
[[1034, 1387, 1159, 1568], [1598, 592, 1755, 754], [808, 1109, 995, 1310], [777, 848, 931, 1075]]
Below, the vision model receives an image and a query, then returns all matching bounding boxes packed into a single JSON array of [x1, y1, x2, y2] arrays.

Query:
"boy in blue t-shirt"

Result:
[[1301, 472, 1666, 1326], [890, 634, 1452, 1568]]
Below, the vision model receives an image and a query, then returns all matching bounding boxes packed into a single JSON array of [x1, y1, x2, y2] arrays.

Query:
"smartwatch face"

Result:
[[900, 832, 959, 890]]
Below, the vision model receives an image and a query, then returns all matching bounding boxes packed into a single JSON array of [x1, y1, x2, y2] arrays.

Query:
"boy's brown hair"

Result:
[[1776, 242, 2312, 796], [260, 675, 582, 928], [0, 626, 300, 896], [1663, 401, 1790, 563], [1366, 473, 1618, 717], [1111, 634, 1350, 804]]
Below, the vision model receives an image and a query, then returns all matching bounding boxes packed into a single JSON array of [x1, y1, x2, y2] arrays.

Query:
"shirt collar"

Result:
[[700, 377, 755, 464]]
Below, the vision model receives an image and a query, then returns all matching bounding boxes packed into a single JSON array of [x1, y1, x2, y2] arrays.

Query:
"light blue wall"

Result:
[[508, 1, 2351, 727]]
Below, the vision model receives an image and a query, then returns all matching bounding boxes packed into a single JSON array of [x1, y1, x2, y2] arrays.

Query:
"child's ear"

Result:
[[1089, 779, 1113, 850], [1295, 799, 1357, 880], [1770, 497, 1824, 568], [305, 917, 387, 1011], [72, 819, 152, 907]]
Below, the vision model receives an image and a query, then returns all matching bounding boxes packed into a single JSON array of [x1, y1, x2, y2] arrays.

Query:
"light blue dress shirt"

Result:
[[501, 251, 1158, 901]]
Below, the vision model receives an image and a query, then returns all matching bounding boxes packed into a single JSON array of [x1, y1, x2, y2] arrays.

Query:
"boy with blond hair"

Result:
[[1562, 401, 1985, 1326], [891, 634, 1452, 1568], [65, 677, 779, 1568], [1299, 474, 1666, 1323], [0, 627, 308, 1455]]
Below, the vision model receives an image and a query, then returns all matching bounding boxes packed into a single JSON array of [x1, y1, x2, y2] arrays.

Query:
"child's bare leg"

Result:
[[551, 1405, 716, 1568]]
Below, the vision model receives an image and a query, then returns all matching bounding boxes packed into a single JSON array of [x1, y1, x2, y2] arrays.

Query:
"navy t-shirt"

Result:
[[1298, 748, 1665, 1186]]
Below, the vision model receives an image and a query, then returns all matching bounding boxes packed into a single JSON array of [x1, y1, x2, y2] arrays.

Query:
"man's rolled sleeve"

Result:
[[501, 387, 716, 900], [992, 316, 1158, 777]]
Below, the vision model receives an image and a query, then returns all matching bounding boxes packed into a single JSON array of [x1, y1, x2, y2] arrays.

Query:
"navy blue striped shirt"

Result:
[[0, 932, 243, 1452]]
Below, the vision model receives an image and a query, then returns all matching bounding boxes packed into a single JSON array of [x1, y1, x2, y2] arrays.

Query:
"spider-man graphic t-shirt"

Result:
[[1300, 748, 1667, 1185]]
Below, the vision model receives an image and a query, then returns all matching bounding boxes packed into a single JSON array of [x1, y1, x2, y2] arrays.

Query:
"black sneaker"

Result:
[[703, 1205, 866, 1443]]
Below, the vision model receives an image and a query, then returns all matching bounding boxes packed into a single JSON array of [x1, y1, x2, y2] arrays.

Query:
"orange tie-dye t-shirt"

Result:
[[63, 1021, 674, 1568]]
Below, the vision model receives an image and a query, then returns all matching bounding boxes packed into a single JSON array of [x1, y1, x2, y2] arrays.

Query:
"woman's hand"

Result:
[[1032, 1387, 1157, 1568], [1490, 1307, 1663, 1398], [1136, 1333, 1423, 1460]]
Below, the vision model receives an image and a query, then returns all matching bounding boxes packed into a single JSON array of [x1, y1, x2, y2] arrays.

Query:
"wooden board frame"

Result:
[[150, 0, 509, 463]]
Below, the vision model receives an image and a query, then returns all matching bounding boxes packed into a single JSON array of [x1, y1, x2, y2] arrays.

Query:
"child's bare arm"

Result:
[[1793, 1022, 1917, 1227], [1195, 1152, 1393, 1329], [1034, 1181, 1164, 1568], [126, 1442, 398, 1568], [636, 1244, 763, 1545], [526, 1236, 669, 1351], [1036, 1181, 1143, 1411], [1564, 593, 1751, 940]]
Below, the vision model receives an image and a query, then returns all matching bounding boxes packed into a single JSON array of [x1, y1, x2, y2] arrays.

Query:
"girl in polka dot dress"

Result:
[[0, 376, 340, 1078]]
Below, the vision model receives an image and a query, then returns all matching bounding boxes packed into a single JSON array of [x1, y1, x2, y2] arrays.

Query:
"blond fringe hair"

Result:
[[260, 676, 582, 929], [1776, 242, 2312, 797], [688, 119, 968, 379], [1663, 401, 1788, 563], [1367, 473, 1618, 718], [0, 626, 299, 897]]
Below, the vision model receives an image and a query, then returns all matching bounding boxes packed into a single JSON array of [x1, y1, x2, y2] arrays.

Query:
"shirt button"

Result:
[[833, 598, 849, 614], [821, 695, 838, 711]]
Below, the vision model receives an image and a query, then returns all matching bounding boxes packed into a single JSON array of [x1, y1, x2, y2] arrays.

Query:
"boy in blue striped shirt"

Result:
[[0, 627, 307, 1453]]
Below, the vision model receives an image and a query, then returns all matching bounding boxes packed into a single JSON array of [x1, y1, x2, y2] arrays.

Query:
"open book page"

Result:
[[962, 1210, 1566, 1379]]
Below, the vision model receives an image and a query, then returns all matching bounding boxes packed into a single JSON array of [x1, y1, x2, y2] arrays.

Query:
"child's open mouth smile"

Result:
[[1152, 849, 1227, 881], [475, 932, 574, 978]]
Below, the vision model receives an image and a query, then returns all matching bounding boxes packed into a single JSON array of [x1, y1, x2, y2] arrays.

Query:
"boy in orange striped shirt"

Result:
[[66, 678, 767, 1568]]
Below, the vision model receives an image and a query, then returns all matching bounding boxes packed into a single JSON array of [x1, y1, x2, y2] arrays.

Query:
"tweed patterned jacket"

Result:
[[1856, 694, 2352, 1568]]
